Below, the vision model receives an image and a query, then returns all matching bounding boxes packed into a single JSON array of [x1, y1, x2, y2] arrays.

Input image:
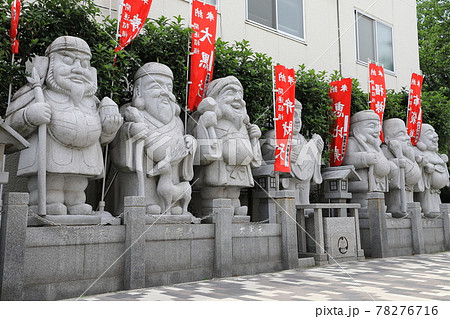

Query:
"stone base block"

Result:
[[146, 214, 200, 224], [203, 215, 250, 224], [298, 257, 315, 268], [27, 214, 101, 226]]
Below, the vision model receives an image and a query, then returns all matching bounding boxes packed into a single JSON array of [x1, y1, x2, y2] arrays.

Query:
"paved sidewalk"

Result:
[[77, 252, 450, 301]]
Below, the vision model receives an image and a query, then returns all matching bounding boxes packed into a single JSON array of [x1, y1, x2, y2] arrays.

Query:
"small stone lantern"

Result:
[[321, 165, 360, 203]]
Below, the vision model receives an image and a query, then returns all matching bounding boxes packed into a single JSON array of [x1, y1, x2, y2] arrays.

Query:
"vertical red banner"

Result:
[[115, 0, 153, 52], [329, 78, 352, 167], [188, 0, 217, 111], [406, 73, 424, 146], [368, 63, 386, 142], [10, 0, 21, 54], [274, 65, 296, 173]]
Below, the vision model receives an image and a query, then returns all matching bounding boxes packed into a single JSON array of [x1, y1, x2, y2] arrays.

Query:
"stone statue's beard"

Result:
[[353, 128, 381, 152], [46, 61, 97, 105], [220, 105, 246, 129]]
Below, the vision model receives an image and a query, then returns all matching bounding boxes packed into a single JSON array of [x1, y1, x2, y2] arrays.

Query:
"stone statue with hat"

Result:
[[110, 62, 197, 220], [261, 99, 324, 205], [5, 36, 123, 220], [342, 110, 394, 217], [382, 118, 422, 218], [413, 124, 449, 218], [189, 76, 262, 218]]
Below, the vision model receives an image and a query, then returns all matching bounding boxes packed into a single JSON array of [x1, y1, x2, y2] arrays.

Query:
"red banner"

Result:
[[115, 0, 153, 52], [274, 65, 296, 173], [369, 63, 386, 142], [10, 0, 21, 54], [187, 0, 217, 111], [329, 78, 352, 167], [406, 73, 424, 146]]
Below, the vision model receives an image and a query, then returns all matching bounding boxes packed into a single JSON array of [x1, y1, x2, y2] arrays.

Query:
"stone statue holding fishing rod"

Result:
[[5, 36, 122, 220]]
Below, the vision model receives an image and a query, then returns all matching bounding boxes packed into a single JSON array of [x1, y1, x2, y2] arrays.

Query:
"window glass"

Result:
[[356, 13, 375, 63], [377, 22, 394, 71], [248, 0, 275, 29], [247, 0, 304, 39], [277, 0, 304, 38]]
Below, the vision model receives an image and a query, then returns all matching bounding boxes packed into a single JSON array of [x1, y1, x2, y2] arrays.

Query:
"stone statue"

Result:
[[189, 76, 262, 217], [261, 100, 323, 205], [110, 62, 196, 217], [382, 118, 422, 218], [5, 36, 123, 216], [342, 110, 394, 216], [414, 124, 449, 217]]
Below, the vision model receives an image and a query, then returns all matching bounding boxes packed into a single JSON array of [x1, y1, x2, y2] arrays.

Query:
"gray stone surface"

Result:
[[189, 76, 262, 216], [323, 217, 357, 262], [123, 196, 146, 290], [367, 192, 388, 258], [441, 204, 450, 251], [111, 63, 196, 218], [414, 124, 449, 217], [409, 202, 425, 254], [276, 191, 298, 270], [213, 199, 233, 278], [0, 192, 29, 300], [5, 36, 122, 217], [343, 110, 391, 214]]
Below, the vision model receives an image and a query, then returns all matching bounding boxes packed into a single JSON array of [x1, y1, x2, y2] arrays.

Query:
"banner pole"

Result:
[[184, 0, 193, 134], [272, 64, 280, 191]]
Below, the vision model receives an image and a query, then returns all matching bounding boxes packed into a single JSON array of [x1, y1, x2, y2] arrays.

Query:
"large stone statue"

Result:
[[189, 76, 262, 217], [261, 100, 323, 205], [342, 110, 394, 216], [382, 118, 422, 218], [5, 36, 123, 216], [110, 62, 196, 217], [414, 124, 449, 217]]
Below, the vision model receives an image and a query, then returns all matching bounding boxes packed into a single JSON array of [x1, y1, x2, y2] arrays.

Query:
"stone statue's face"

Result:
[[358, 120, 381, 144], [421, 126, 439, 151], [139, 74, 176, 123], [52, 51, 94, 93], [385, 122, 409, 144], [217, 84, 246, 119]]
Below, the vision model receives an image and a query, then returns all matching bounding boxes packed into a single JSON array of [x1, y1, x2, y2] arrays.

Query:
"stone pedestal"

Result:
[[409, 202, 425, 254], [123, 196, 146, 290], [441, 204, 450, 251], [0, 192, 29, 300], [275, 191, 298, 270], [367, 192, 388, 258]]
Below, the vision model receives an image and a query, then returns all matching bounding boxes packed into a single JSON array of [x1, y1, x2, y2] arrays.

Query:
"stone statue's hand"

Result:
[[398, 158, 407, 169], [388, 140, 403, 158], [440, 154, 448, 163], [102, 114, 123, 135], [184, 135, 195, 150], [424, 163, 435, 174], [248, 124, 261, 140], [129, 122, 150, 139], [25, 102, 51, 126], [365, 153, 377, 166], [312, 134, 324, 150], [415, 155, 427, 165], [200, 111, 217, 128]]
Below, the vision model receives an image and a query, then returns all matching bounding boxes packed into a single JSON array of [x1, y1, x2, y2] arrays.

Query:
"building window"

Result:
[[329, 180, 338, 192], [258, 178, 267, 190], [355, 11, 394, 72], [270, 177, 277, 189], [341, 180, 347, 191], [185, 0, 217, 5], [247, 0, 304, 40]]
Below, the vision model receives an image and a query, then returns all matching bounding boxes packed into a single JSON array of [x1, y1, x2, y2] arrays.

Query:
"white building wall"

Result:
[[95, 0, 419, 92]]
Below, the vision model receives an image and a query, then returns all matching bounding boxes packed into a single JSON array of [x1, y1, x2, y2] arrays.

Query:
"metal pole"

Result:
[[272, 64, 280, 191], [185, 0, 193, 134]]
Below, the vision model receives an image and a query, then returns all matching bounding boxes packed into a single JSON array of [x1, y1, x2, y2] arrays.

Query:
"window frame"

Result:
[[355, 10, 395, 73], [245, 0, 306, 42]]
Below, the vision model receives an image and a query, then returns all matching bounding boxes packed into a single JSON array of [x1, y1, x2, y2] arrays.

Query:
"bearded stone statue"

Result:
[[382, 118, 422, 218], [414, 124, 449, 217], [342, 110, 394, 217], [5, 36, 122, 216]]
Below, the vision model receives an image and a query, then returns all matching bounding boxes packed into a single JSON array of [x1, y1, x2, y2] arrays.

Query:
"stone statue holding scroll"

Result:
[[342, 110, 394, 216], [261, 100, 323, 205], [382, 118, 422, 218], [5, 36, 122, 216], [414, 124, 449, 217], [189, 76, 262, 216], [110, 62, 196, 217]]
